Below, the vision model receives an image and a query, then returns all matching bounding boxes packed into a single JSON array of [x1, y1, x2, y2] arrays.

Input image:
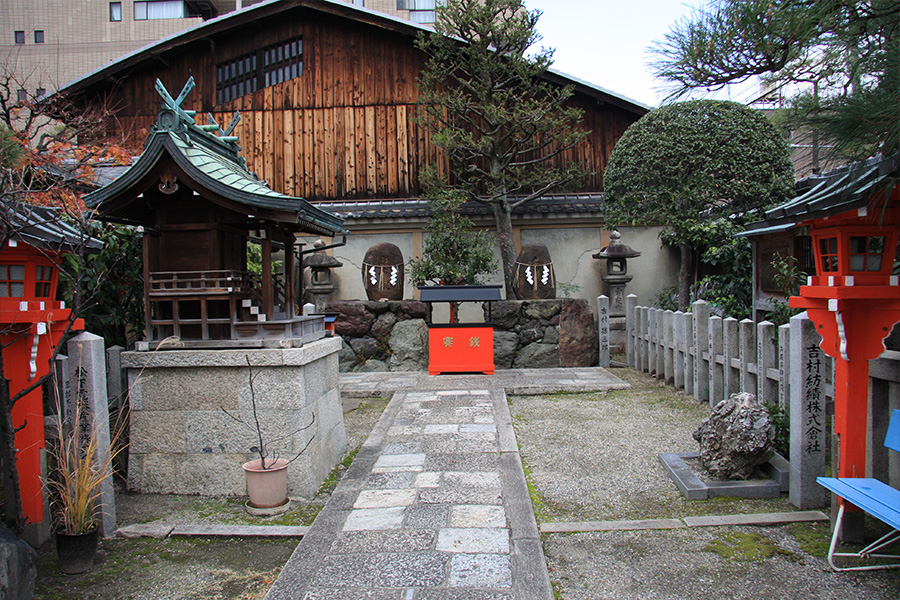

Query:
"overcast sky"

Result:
[[523, 0, 759, 107]]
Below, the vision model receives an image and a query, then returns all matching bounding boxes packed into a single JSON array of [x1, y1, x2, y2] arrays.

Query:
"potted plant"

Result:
[[223, 356, 316, 512], [46, 401, 125, 574]]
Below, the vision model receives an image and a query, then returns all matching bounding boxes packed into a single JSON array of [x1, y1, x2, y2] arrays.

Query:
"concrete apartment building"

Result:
[[1, 0, 437, 96]]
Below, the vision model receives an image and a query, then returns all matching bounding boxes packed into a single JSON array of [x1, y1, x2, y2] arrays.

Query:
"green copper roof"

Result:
[[742, 153, 898, 236]]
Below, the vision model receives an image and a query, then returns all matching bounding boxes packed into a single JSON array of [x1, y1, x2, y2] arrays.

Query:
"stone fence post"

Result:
[[67, 332, 116, 536], [625, 294, 637, 368], [597, 296, 610, 368], [106, 345, 124, 411], [789, 312, 826, 509], [692, 300, 710, 403]]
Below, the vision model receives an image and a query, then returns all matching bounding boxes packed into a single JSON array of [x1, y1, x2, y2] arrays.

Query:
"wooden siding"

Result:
[[85, 8, 636, 201]]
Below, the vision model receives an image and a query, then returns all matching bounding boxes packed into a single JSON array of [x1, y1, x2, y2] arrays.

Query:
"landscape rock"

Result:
[[338, 340, 357, 372], [489, 301, 521, 329], [348, 337, 379, 361], [389, 319, 428, 372], [363, 300, 392, 315], [362, 243, 404, 301], [493, 331, 519, 369], [0, 527, 36, 600], [356, 359, 389, 373], [328, 301, 374, 337], [400, 301, 429, 319], [693, 392, 775, 480], [513, 343, 559, 369], [513, 245, 556, 299], [370, 311, 398, 339], [524, 300, 561, 322], [518, 326, 543, 346], [559, 299, 597, 367], [543, 326, 559, 345]]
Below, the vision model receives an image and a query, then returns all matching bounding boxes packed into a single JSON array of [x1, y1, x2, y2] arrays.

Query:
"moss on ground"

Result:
[[703, 531, 795, 562], [36, 537, 298, 600], [317, 448, 359, 497]]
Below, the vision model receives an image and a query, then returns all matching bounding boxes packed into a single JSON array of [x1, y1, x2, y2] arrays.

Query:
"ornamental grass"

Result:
[[46, 400, 126, 535]]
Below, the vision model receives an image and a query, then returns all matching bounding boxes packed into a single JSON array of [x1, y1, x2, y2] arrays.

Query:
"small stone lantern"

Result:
[[593, 230, 641, 317], [303, 239, 343, 312]]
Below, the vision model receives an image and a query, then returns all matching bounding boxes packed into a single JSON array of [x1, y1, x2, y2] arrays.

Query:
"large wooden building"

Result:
[[60, 0, 671, 306]]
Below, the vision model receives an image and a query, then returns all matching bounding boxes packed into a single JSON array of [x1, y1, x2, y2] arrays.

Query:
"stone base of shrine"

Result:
[[122, 338, 346, 499]]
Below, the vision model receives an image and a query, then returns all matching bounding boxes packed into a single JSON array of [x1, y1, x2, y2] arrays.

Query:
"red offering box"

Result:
[[428, 324, 494, 375]]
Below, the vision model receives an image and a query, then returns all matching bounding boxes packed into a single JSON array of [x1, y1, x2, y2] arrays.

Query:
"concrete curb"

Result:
[[117, 523, 309, 538], [539, 511, 829, 533]]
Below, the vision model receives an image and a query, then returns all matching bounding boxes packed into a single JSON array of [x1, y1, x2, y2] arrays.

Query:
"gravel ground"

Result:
[[35, 373, 900, 599], [511, 368, 900, 600]]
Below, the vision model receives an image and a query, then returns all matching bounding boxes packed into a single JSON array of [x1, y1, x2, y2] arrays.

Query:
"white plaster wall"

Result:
[[613, 226, 680, 307], [299, 223, 679, 320], [303, 232, 417, 302]]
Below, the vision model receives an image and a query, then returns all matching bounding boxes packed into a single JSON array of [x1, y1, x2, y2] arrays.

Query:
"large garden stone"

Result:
[[363, 243, 404, 301], [518, 326, 543, 346], [493, 331, 519, 369], [348, 337, 379, 361], [559, 299, 597, 367], [693, 392, 775, 480], [543, 326, 559, 345], [0, 527, 36, 600], [338, 340, 357, 372], [327, 301, 374, 338], [513, 244, 556, 299], [389, 319, 428, 372], [524, 299, 561, 321], [371, 311, 399, 339], [489, 301, 521, 329], [400, 301, 428, 319], [357, 359, 389, 373], [513, 343, 559, 369], [363, 300, 393, 315]]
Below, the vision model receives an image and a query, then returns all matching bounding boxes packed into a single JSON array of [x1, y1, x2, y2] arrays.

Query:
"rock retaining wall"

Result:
[[326, 300, 430, 373], [329, 298, 598, 371], [490, 299, 598, 369]]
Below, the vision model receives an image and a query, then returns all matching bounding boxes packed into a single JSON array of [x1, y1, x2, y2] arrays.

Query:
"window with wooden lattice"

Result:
[[215, 37, 303, 104]]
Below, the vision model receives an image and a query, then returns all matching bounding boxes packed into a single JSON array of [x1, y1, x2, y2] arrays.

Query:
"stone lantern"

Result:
[[593, 230, 641, 317], [303, 239, 343, 312]]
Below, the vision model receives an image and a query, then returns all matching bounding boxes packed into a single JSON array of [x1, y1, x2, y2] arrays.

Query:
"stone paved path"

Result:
[[265, 387, 553, 600]]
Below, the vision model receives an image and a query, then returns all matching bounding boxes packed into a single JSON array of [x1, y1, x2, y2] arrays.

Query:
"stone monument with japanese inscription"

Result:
[[789, 312, 827, 508]]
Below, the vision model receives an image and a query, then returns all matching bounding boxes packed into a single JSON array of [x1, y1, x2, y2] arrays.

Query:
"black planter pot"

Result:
[[55, 528, 99, 574]]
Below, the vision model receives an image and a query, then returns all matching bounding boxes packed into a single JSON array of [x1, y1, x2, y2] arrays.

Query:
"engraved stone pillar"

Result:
[[67, 332, 116, 537]]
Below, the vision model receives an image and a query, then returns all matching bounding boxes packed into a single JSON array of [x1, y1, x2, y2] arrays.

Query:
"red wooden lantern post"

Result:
[[789, 188, 900, 493], [0, 238, 83, 526]]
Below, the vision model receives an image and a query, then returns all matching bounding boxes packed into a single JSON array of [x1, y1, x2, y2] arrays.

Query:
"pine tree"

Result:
[[415, 0, 588, 298], [651, 0, 899, 161]]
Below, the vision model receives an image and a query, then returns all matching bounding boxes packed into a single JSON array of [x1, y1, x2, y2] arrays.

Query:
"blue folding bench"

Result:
[[816, 409, 900, 571]]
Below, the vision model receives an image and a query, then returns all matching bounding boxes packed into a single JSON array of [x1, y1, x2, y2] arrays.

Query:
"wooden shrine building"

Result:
[[59, 0, 645, 202], [84, 78, 345, 347], [60, 0, 666, 307]]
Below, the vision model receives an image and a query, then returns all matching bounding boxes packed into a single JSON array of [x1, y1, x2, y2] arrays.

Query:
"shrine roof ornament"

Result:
[[84, 78, 344, 236], [743, 154, 898, 236]]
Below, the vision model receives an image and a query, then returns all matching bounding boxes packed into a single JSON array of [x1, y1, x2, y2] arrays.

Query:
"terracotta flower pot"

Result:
[[242, 458, 289, 508], [55, 527, 99, 574]]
